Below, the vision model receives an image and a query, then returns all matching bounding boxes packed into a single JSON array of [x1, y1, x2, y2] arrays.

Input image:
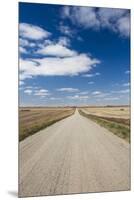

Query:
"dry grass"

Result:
[[19, 107, 75, 141], [79, 108, 130, 143], [81, 106, 130, 119]]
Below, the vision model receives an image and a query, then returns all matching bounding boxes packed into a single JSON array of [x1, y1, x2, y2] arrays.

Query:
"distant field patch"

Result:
[[19, 107, 75, 141], [79, 107, 130, 142], [81, 106, 130, 119]]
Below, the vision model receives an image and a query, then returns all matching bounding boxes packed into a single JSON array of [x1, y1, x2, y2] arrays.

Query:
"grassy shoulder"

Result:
[[19, 108, 75, 141], [79, 109, 130, 143]]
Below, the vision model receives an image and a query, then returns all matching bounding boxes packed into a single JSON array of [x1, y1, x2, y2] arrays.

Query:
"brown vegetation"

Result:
[[19, 107, 75, 141], [80, 106, 130, 119], [79, 108, 130, 142]]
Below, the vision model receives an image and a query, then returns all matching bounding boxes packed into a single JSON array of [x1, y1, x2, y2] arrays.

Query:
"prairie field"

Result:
[[80, 106, 130, 119], [79, 106, 130, 142], [19, 107, 75, 141]]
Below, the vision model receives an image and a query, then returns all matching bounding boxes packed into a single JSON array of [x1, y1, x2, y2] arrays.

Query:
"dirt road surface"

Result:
[[19, 109, 130, 197]]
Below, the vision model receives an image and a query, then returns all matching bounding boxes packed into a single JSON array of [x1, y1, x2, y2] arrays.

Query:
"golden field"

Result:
[[80, 106, 130, 119], [19, 107, 75, 141], [79, 106, 130, 142]]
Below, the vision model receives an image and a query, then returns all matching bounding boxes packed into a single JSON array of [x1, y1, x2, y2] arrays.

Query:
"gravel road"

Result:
[[19, 109, 130, 197]]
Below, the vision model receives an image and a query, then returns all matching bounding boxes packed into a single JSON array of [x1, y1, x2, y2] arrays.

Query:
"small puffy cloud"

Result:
[[24, 89, 32, 95], [95, 92, 109, 98], [92, 91, 102, 95], [78, 95, 89, 99], [62, 6, 70, 18], [95, 72, 100, 76], [104, 97, 119, 101], [98, 8, 125, 21], [67, 95, 89, 100], [36, 37, 71, 56], [117, 15, 130, 37], [58, 36, 70, 47], [34, 89, 50, 96], [19, 38, 29, 46], [83, 74, 93, 78], [119, 89, 129, 94], [25, 86, 33, 89], [19, 23, 51, 40], [37, 44, 77, 57], [82, 72, 100, 77], [19, 81, 24, 86], [78, 91, 88, 95], [19, 47, 27, 54], [125, 70, 130, 74], [56, 88, 79, 92], [39, 89, 48, 93], [19, 38, 36, 47], [123, 82, 130, 87], [59, 23, 74, 36], [20, 73, 32, 81], [50, 97, 61, 100], [98, 8, 127, 33], [38, 40, 53, 49], [111, 89, 129, 94], [63, 7, 100, 29], [88, 81, 94, 84]]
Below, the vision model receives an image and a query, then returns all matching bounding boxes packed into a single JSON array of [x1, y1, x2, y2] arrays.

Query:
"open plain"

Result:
[[19, 107, 75, 141], [80, 106, 130, 119]]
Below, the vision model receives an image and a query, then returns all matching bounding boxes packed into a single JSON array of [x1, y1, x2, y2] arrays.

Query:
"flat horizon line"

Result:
[[19, 104, 130, 108]]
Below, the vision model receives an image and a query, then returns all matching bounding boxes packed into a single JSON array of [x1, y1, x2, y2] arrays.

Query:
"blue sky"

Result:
[[19, 3, 130, 106]]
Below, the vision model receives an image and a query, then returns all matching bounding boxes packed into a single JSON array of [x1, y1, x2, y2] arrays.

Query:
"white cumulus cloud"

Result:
[[19, 47, 27, 54], [58, 36, 71, 47], [34, 89, 50, 97], [62, 6, 130, 37], [59, 23, 74, 36], [67, 95, 89, 100], [19, 80, 24, 86], [24, 89, 32, 95], [20, 54, 100, 78], [117, 15, 130, 37], [123, 82, 130, 87], [62, 7, 100, 29], [92, 91, 102, 95], [37, 44, 77, 57], [19, 38, 36, 47], [56, 88, 79, 92], [82, 72, 100, 77], [19, 23, 51, 40], [104, 97, 119, 101], [111, 89, 129, 94]]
